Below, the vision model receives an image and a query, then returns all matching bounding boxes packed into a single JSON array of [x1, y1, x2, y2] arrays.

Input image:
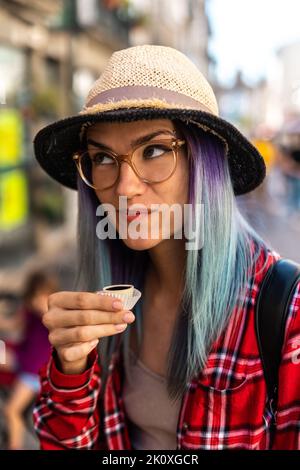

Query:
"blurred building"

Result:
[[242, 41, 300, 133], [277, 42, 300, 120], [215, 39, 300, 137], [215, 71, 255, 135], [0, 0, 133, 292], [129, 0, 212, 77]]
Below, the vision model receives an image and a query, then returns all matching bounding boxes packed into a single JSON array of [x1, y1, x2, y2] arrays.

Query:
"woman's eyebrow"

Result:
[[86, 129, 175, 150]]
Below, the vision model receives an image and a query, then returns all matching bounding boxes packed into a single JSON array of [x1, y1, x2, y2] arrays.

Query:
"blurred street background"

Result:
[[0, 0, 299, 449]]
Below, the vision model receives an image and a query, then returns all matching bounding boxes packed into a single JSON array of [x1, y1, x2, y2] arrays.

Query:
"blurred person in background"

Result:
[[2, 270, 58, 450]]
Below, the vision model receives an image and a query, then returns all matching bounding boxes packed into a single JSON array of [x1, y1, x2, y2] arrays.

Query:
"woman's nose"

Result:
[[114, 161, 146, 197]]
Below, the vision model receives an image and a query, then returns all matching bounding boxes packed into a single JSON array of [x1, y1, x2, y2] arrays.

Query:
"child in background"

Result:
[[3, 270, 59, 450]]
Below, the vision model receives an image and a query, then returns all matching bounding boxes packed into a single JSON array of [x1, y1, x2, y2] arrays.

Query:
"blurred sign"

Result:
[[0, 170, 28, 230], [252, 139, 276, 171], [0, 109, 28, 231], [0, 109, 23, 164]]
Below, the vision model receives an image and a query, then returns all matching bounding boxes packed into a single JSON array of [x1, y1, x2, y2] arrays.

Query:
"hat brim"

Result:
[[33, 107, 266, 195]]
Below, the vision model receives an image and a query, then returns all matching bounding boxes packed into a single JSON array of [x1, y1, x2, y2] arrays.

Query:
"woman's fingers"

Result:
[[47, 291, 124, 312], [57, 339, 100, 364], [43, 308, 135, 330], [49, 323, 128, 347], [42, 291, 135, 374]]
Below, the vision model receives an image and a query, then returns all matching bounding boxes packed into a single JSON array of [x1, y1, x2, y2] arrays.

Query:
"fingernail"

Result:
[[112, 300, 123, 310], [90, 339, 99, 347], [115, 323, 128, 331], [123, 312, 135, 322]]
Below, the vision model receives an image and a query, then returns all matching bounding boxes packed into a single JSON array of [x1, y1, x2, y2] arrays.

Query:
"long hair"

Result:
[[74, 119, 269, 403]]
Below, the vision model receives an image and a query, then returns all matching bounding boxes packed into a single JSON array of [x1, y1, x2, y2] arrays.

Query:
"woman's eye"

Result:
[[91, 153, 115, 165], [143, 145, 171, 159]]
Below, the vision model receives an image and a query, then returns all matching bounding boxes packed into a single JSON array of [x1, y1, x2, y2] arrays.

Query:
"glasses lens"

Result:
[[132, 140, 176, 182], [80, 150, 118, 189]]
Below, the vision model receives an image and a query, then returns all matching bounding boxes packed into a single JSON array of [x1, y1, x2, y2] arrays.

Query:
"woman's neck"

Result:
[[147, 238, 186, 300]]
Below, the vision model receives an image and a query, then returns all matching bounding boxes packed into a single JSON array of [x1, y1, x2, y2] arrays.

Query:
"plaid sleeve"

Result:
[[272, 280, 300, 449], [33, 347, 107, 450]]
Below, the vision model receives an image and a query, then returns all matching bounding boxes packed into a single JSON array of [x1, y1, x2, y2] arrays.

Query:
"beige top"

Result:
[[122, 348, 182, 450]]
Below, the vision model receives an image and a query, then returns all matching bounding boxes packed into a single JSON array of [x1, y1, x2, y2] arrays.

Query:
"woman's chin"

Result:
[[121, 236, 163, 251]]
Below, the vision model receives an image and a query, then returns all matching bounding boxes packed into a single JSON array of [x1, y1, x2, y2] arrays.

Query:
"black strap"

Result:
[[255, 258, 300, 403]]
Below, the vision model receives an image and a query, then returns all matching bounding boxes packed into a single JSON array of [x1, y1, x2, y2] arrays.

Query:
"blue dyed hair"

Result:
[[74, 119, 269, 402]]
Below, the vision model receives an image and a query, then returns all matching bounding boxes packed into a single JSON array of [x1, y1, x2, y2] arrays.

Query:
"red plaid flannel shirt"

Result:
[[33, 246, 300, 450]]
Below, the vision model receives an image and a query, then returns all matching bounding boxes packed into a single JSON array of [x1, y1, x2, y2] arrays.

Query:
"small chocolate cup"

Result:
[[97, 284, 141, 310]]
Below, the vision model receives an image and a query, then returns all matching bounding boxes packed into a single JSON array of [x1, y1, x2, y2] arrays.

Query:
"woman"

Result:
[[32, 45, 300, 450]]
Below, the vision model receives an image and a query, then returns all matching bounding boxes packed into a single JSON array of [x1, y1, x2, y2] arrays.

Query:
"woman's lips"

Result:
[[127, 209, 148, 222], [126, 213, 144, 222], [117, 209, 153, 222]]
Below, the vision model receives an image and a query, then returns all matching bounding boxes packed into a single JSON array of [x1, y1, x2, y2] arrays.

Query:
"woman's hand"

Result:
[[43, 291, 135, 374]]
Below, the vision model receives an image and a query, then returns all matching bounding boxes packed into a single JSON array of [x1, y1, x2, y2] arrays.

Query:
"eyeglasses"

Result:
[[72, 136, 186, 191]]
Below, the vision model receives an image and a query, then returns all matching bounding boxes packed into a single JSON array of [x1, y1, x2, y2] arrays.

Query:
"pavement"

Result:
[[237, 169, 300, 263]]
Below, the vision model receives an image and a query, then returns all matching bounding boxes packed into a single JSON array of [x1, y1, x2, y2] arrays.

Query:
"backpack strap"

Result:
[[255, 258, 300, 406]]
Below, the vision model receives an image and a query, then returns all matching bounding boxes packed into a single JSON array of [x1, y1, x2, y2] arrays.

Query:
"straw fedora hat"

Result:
[[33, 44, 265, 195]]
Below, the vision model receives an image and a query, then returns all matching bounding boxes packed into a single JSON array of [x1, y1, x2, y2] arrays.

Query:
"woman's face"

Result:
[[86, 119, 189, 250]]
